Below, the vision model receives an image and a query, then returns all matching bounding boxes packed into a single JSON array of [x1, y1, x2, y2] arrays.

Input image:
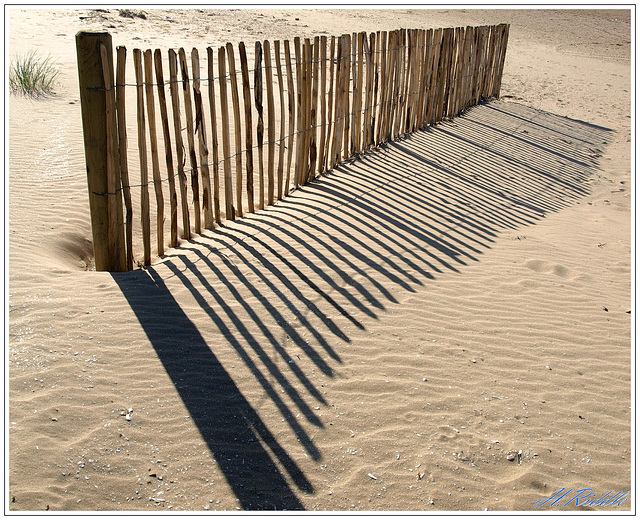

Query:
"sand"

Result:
[[7, 7, 632, 512]]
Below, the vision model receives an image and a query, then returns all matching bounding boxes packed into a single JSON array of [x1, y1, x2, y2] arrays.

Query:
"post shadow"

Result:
[[112, 268, 312, 510]]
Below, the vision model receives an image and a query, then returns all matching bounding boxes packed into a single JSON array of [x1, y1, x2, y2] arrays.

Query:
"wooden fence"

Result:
[[76, 24, 509, 272]]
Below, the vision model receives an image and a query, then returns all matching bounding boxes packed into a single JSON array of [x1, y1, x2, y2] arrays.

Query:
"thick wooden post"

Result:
[[76, 31, 126, 272]]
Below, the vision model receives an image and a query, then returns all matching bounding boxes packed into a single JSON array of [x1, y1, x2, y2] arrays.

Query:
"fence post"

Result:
[[76, 31, 126, 272]]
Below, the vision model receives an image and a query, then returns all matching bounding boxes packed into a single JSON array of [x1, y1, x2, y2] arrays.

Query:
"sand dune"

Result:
[[8, 8, 631, 512]]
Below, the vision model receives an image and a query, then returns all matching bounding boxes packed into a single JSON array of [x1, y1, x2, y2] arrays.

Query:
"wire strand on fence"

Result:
[[85, 34, 495, 91], [91, 65, 492, 198]]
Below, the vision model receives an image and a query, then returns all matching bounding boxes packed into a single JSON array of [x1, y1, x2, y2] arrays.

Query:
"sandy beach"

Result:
[[7, 7, 632, 512]]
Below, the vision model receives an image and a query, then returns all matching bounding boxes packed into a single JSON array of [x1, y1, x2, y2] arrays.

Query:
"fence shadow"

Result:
[[112, 267, 311, 510], [112, 100, 612, 510]]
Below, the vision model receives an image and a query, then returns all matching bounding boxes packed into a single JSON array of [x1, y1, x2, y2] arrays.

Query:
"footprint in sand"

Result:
[[524, 259, 571, 279]]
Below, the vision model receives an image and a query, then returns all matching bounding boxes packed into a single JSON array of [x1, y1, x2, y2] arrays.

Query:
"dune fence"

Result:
[[76, 24, 510, 272]]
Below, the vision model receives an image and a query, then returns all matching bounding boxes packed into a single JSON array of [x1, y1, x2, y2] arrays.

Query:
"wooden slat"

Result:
[[417, 29, 430, 128], [493, 24, 505, 97], [467, 27, 479, 109], [324, 35, 335, 170], [350, 32, 358, 156], [238, 42, 255, 213], [283, 39, 295, 196], [293, 37, 303, 188], [488, 25, 500, 97], [401, 29, 408, 134], [362, 32, 372, 148], [462, 27, 473, 112], [462, 27, 472, 110], [274, 40, 286, 199], [435, 28, 449, 123], [178, 48, 201, 234], [409, 29, 422, 131], [458, 27, 470, 110], [445, 28, 456, 120], [393, 30, 403, 139], [419, 29, 433, 128], [416, 29, 426, 126], [329, 35, 343, 169], [495, 24, 510, 98], [115, 46, 134, 269], [226, 43, 244, 218], [426, 28, 442, 125], [143, 49, 165, 257], [385, 30, 395, 141], [154, 50, 178, 248], [448, 27, 458, 116], [342, 32, 351, 161], [385, 30, 396, 141], [254, 41, 265, 210], [376, 31, 387, 143], [404, 29, 412, 133], [98, 42, 124, 270], [461, 27, 470, 111], [264, 40, 276, 205], [398, 29, 408, 136], [472, 26, 486, 105], [461, 26, 468, 112], [317, 35, 327, 176], [476, 26, 489, 104], [488, 25, 499, 97], [394, 29, 402, 137], [364, 32, 378, 144], [191, 48, 213, 231], [433, 29, 449, 123], [168, 49, 191, 238], [395, 29, 404, 135], [354, 31, 364, 154], [465, 26, 474, 109], [453, 27, 464, 116], [482, 26, 496, 99], [414, 29, 425, 129], [424, 29, 433, 127], [298, 38, 311, 186], [404, 29, 413, 133], [206, 47, 222, 225], [444, 28, 455, 120], [133, 49, 151, 265], [384, 30, 394, 140], [308, 36, 319, 182], [217, 46, 235, 221], [424, 28, 434, 125], [371, 31, 380, 146]]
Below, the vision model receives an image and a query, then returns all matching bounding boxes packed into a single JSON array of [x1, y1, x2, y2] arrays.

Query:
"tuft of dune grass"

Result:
[[9, 51, 59, 97]]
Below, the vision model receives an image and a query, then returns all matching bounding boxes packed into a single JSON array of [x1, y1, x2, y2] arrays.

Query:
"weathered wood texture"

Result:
[[78, 25, 509, 270], [76, 32, 126, 271]]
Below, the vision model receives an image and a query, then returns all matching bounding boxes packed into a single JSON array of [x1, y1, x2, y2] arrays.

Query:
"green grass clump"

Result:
[[9, 51, 59, 97]]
